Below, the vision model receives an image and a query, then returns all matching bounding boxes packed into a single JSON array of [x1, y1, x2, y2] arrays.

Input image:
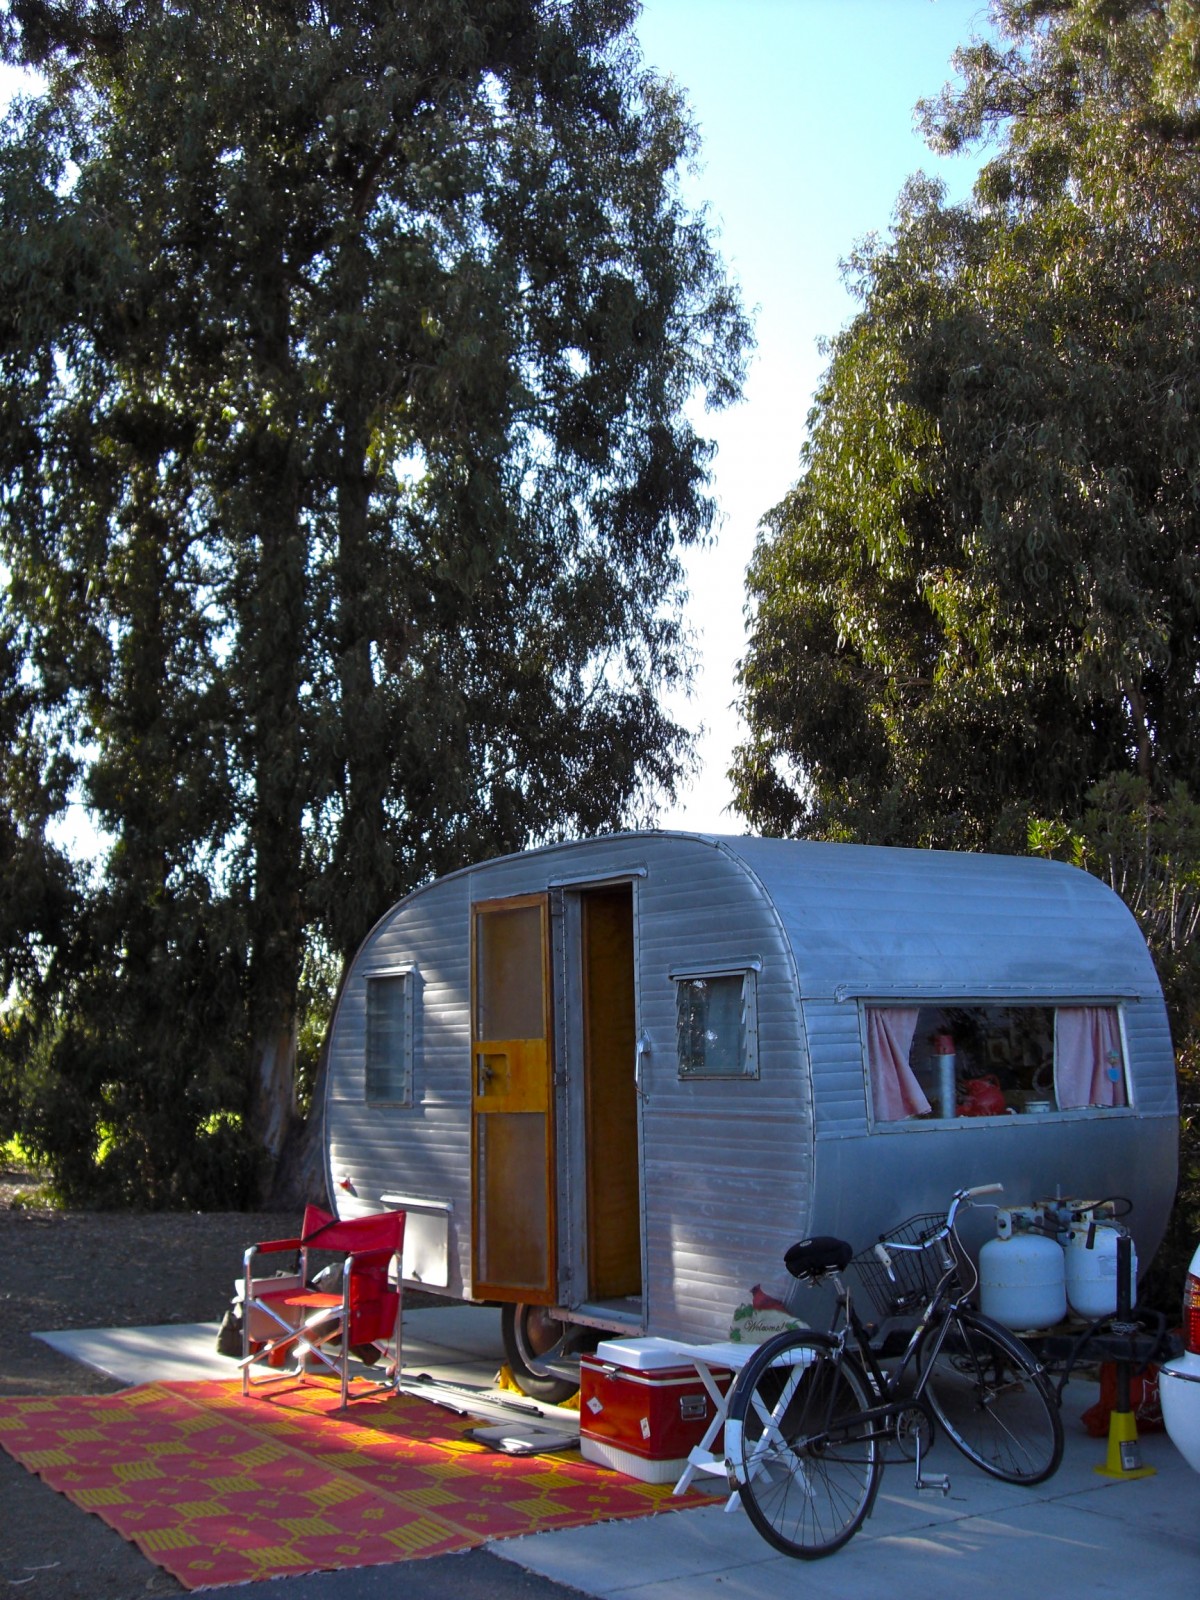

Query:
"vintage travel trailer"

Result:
[[323, 833, 1179, 1395]]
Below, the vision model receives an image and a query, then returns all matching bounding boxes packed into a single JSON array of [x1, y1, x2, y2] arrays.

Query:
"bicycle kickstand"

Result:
[[913, 1432, 950, 1496]]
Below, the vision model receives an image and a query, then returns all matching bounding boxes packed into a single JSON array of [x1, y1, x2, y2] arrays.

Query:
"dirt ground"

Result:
[[0, 1170, 451, 1599]]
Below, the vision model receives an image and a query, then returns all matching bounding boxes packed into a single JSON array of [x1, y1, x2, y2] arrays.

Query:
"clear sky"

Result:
[[633, 0, 992, 833]]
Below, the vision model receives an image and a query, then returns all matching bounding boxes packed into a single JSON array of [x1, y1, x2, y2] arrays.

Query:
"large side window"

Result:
[[365, 971, 413, 1105], [675, 969, 759, 1080], [865, 1002, 1128, 1122]]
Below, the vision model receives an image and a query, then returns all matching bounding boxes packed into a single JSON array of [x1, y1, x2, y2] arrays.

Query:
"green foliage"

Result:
[[5, 882, 261, 1208], [1030, 776, 1200, 1039], [1160, 1033, 1200, 1306], [735, 1, 1200, 848], [0, 1, 749, 1206], [0, 1132, 55, 1209], [1029, 775, 1200, 1306]]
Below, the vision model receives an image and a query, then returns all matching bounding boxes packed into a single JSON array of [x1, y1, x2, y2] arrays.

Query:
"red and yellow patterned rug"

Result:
[[0, 1379, 716, 1590]]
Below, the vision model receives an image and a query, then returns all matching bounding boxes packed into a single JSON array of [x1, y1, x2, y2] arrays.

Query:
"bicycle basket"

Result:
[[851, 1214, 960, 1319]]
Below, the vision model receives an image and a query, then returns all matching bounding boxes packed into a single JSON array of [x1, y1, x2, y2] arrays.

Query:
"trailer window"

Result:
[[865, 1003, 1128, 1121], [365, 972, 413, 1104], [675, 971, 759, 1080]]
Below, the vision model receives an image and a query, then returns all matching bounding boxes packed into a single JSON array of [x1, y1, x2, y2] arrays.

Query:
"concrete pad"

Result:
[[401, 1303, 507, 1386], [401, 1303, 506, 1361], [492, 1383, 1200, 1600], [509, 1484, 1199, 1600], [33, 1321, 235, 1385], [33, 1303, 506, 1390]]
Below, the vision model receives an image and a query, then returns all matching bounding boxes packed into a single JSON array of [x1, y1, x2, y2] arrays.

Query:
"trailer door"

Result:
[[471, 894, 556, 1303]]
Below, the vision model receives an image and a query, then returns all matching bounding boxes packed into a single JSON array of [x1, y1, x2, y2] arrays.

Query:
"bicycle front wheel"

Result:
[[916, 1310, 1063, 1485], [725, 1332, 882, 1559]]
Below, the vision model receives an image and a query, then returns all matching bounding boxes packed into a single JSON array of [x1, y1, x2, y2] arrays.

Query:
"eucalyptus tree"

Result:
[[734, 0, 1200, 850], [0, 610, 77, 1154], [0, 0, 749, 1202]]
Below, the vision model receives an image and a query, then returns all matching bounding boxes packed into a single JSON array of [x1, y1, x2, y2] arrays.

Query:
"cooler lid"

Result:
[[592, 1336, 700, 1372]]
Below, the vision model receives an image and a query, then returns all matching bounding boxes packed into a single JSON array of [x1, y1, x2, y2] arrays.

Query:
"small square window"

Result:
[[366, 972, 412, 1104], [676, 971, 759, 1079]]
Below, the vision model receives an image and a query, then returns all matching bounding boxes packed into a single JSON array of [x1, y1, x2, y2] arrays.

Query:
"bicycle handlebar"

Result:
[[874, 1183, 1005, 1278], [943, 1181, 1003, 1234]]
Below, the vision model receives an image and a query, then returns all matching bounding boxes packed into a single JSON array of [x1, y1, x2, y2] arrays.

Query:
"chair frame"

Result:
[[239, 1206, 405, 1408]]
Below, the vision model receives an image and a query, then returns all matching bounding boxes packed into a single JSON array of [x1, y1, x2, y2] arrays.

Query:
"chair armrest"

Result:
[[247, 1237, 304, 1255], [244, 1239, 304, 1286]]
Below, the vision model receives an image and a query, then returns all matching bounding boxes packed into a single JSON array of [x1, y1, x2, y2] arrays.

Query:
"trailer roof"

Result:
[[440, 831, 1156, 1003], [715, 833, 1156, 1000]]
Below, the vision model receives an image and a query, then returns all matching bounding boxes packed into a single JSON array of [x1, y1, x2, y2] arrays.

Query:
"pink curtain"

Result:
[[867, 1008, 931, 1120], [1054, 1008, 1127, 1108]]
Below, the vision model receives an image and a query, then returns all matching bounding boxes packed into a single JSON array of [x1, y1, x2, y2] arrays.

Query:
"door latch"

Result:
[[634, 1033, 650, 1099]]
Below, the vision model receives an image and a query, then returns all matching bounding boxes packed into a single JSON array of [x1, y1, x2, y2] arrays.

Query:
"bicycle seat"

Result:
[[784, 1236, 854, 1280]]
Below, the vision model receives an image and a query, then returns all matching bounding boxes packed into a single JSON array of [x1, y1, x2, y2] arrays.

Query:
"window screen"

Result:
[[676, 971, 758, 1079], [366, 973, 412, 1104]]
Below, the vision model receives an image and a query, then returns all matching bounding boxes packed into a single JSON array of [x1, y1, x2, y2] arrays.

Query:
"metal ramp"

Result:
[[399, 1371, 581, 1453]]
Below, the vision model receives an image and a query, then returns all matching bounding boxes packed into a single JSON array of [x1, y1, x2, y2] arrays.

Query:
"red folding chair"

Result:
[[239, 1205, 405, 1407]]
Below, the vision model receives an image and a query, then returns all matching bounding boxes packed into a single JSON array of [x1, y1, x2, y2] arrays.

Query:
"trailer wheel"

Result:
[[500, 1303, 594, 1403]]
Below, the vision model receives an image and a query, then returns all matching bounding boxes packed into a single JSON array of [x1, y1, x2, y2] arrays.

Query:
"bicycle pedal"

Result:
[[915, 1474, 951, 1496]]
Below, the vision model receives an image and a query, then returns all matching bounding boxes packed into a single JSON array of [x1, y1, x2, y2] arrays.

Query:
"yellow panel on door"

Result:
[[473, 1041, 549, 1114]]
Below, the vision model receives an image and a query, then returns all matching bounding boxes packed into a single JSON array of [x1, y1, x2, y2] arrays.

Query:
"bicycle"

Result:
[[722, 1183, 1064, 1559]]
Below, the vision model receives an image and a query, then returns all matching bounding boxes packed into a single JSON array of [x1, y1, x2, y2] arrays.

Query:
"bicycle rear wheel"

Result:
[[916, 1310, 1063, 1485], [725, 1332, 882, 1559]]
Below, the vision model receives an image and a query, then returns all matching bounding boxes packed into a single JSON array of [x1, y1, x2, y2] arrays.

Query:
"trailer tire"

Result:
[[500, 1303, 594, 1403]]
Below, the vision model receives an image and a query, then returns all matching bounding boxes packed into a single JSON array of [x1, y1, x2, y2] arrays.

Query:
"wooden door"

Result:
[[471, 895, 556, 1302]]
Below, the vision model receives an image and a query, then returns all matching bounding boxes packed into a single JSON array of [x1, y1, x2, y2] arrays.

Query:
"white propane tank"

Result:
[[979, 1211, 1068, 1331], [1065, 1218, 1137, 1320]]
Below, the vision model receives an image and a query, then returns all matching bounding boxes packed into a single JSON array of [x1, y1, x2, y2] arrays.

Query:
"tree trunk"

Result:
[[266, 1053, 329, 1212], [250, 1025, 299, 1173], [331, 378, 397, 956], [265, 958, 354, 1212], [242, 266, 307, 1200]]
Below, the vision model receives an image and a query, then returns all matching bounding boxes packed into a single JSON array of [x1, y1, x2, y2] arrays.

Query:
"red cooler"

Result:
[[579, 1337, 731, 1484]]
